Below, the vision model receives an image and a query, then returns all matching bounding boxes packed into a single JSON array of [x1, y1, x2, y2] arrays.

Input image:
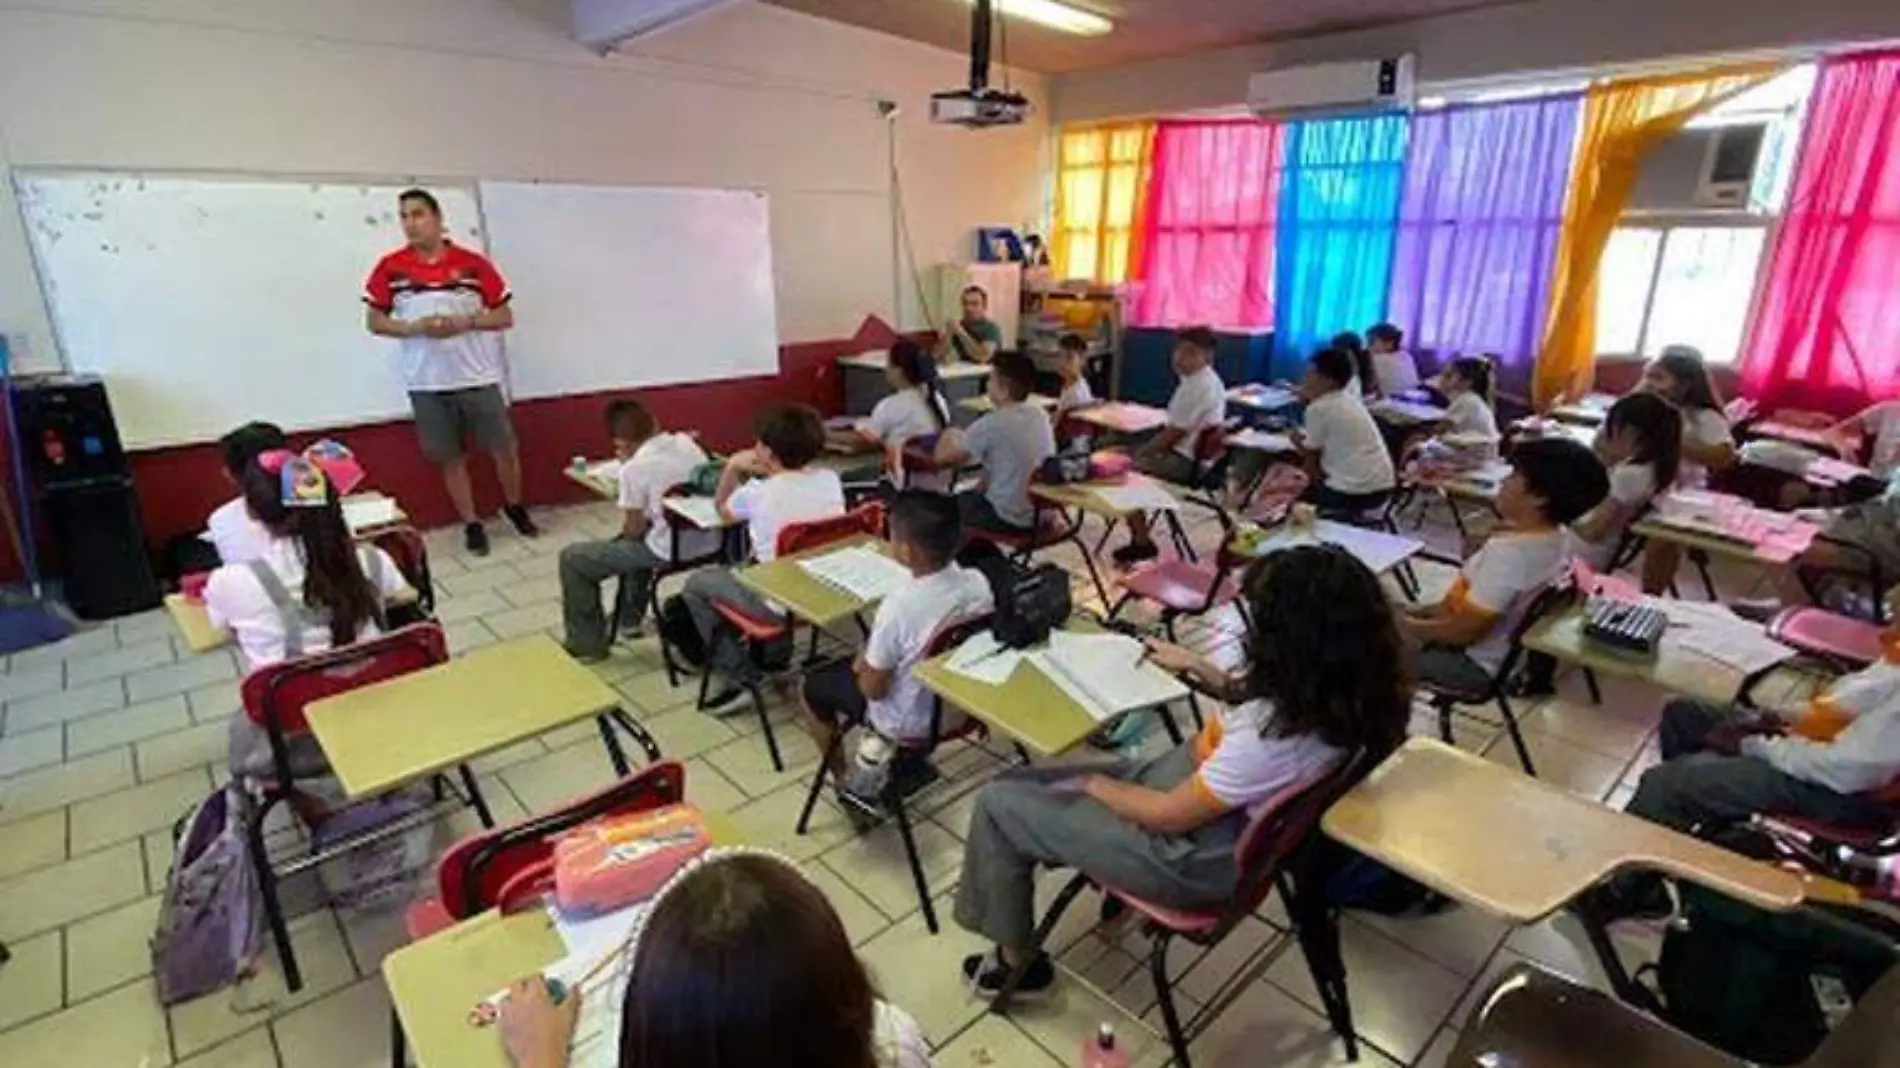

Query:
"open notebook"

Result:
[[1028, 630, 1189, 723], [796, 545, 913, 602], [341, 496, 399, 532]]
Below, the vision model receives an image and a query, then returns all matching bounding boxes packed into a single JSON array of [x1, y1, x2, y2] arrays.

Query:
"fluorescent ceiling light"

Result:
[[967, 0, 1113, 37]]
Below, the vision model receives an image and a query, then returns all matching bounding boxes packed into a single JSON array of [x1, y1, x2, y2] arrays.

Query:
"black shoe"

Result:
[[1110, 541, 1159, 568], [504, 504, 540, 537], [1505, 672, 1557, 699], [464, 522, 490, 557], [963, 950, 1055, 998], [561, 642, 611, 665]]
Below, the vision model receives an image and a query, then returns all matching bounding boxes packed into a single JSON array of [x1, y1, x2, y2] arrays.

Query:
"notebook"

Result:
[[662, 496, 725, 529], [796, 545, 913, 602], [1028, 630, 1188, 723], [341, 496, 399, 532]]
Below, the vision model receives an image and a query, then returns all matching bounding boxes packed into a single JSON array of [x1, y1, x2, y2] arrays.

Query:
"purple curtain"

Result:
[[1388, 95, 1581, 395]]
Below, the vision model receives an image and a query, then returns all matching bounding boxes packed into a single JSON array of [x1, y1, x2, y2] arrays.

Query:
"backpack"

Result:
[[958, 541, 1071, 650], [310, 790, 437, 911], [1312, 838, 1445, 916], [658, 594, 708, 669], [151, 786, 263, 1005], [686, 458, 725, 497]]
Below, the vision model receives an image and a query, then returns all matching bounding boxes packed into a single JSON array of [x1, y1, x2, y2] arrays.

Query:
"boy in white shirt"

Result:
[[1404, 439, 1608, 695], [684, 404, 845, 701], [559, 399, 718, 662], [798, 491, 994, 801], [1114, 327, 1227, 565], [1053, 333, 1097, 452], [204, 421, 286, 566], [1366, 323, 1421, 397], [1295, 347, 1398, 515]]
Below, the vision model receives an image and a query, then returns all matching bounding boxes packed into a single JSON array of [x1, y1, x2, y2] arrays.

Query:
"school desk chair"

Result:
[[1738, 606, 1887, 707], [237, 622, 452, 994], [1797, 535, 1892, 625], [969, 485, 1111, 610], [641, 483, 735, 688], [1447, 959, 1900, 1068], [1419, 581, 1576, 776], [795, 615, 995, 934], [993, 749, 1376, 1068], [701, 502, 886, 771], [1090, 424, 1232, 564], [390, 760, 686, 1068], [1107, 506, 1246, 734]]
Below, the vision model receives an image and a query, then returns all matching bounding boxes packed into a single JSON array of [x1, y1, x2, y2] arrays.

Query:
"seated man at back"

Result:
[[934, 352, 1055, 535]]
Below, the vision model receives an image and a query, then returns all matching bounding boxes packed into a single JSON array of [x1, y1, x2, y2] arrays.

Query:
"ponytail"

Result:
[[240, 462, 379, 645], [890, 339, 948, 431]]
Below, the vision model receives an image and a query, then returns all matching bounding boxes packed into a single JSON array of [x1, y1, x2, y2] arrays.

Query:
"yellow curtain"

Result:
[[1053, 122, 1154, 284], [1532, 66, 1780, 409]]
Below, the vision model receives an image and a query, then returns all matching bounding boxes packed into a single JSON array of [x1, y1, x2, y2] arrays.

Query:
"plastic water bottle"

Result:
[[1080, 1024, 1129, 1068], [841, 732, 894, 800]]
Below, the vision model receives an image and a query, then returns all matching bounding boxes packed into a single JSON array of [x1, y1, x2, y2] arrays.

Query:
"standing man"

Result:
[[364, 188, 537, 556], [941, 284, 1004, 364]]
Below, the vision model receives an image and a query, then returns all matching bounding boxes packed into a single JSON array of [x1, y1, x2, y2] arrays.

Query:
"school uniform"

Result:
[[1678, 406, 1733, 487], [953, 700, 1340, 949], [860, 387, 949, 447], [204, 538, 410, 776], [682, 467, 845, 677], [958, 401, 1055, 532], [205, 498, 273, 566], [801, 564, 994, 741], [1565, 460, 1659, 570], [1418, 529, 1568, 693], [1137, 365, 1227, 485], [1371, 349, 1421, 397], [1055, 377, 1096, 451], [559, 432, 716, 657], [1300, 389, 1397, 513]]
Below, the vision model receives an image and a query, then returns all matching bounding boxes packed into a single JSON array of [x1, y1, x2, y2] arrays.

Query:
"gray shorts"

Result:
[[410, 385, 514, 462], [1136, 449, 1199, 486]]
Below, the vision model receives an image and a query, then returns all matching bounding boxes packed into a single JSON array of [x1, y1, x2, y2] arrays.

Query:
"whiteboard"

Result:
[[16, 174, 483, 449], [478, 181, 779, 399]]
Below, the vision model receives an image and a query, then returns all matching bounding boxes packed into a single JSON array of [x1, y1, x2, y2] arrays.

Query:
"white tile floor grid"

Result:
[[0, 493, 1789, 1068]]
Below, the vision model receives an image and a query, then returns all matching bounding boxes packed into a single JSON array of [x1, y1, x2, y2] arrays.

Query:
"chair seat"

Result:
[[1102, 886, 1221, 936], [1767, 607, 1885, 666], [712, 599, 788, 642], [1122, 560, 1234, 613], [1451, 962, 1743, 1068], [404, 897, 455, 941]]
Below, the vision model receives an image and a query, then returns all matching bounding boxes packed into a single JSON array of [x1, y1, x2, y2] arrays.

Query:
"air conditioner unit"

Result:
[[1694, 122, 1767, 209], [1247, 56, 1416, 121], [569, 0, 735, 52]]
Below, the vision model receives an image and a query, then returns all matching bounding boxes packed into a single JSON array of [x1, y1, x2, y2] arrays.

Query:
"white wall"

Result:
[[0, 0, 1048, 374], [1053, 0, 1899, 122]]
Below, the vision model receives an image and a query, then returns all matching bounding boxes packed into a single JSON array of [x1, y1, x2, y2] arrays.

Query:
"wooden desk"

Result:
[[1030, 477, 1182, 522], [165, 593, 229, 654], [1630, 501, 1819, 568], [306, 635, 633, 800], [1232, 519, 1424, 577], [958, 393, 1058, 415], [912, 625, 1110, 758], [1323, 737, 1804, 924], [1067, 401, 1169, 436], [1520, 601, 1811, 706], [733, 534, 895, 629], [383, 814, 741, 1068], [1749, 419, 1849, 457]]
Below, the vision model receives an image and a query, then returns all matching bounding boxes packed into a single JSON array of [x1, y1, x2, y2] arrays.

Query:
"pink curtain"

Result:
[[1130, 120, 1281, 328], [1738, 49, 1900, 414]]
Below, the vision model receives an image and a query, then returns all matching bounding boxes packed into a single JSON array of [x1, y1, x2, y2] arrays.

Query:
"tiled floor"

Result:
[[0, 490, 1786, 1067]]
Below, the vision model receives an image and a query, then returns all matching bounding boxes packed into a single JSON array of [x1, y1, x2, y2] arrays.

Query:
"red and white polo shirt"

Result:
[[364, 241, 511, 393]]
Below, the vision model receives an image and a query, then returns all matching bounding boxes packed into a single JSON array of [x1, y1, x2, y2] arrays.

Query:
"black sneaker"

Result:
[[962, 950, 1055, 998], [464, 522, 490, 557], [1110, 541, 1159, 568], [561, 642, 610, 665], [504, 504, 540, 537]]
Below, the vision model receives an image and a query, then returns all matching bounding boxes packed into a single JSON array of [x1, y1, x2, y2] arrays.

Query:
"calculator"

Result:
[[1582, 595, 1666, 656]]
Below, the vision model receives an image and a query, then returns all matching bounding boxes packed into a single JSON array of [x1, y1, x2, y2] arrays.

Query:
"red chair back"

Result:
[[777, 502, 886, 558], [433, 760, 688, 919], [1220, 747, 1374, 929], [239, 621, 448, 739]]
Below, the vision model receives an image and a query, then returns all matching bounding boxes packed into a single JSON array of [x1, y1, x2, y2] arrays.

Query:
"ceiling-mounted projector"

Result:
[[932, 0, 1031, 128]]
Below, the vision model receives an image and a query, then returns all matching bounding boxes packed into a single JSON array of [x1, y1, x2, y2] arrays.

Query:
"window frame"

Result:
[[1595, 209, 1775, 365]]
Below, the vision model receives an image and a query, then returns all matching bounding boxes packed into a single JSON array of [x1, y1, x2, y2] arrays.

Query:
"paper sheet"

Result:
[[480, 905, 645, 1068], [796, 545, 913, 601], [1226, 429, 1297, 454], [1029, 630, 1188, 722], [944, 631, 1024, 685], [1092, 477, 1183, 513], [1672, 626, 1796, 675], [662, 495, 725, 529], [341, 496, 399, 531], [584, 460, 622, 482]]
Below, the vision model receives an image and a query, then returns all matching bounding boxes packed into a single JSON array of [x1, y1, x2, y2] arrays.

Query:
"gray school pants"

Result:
[[559, 537, 665, 657], [953, 745, 1242, 950], [680, 566, 787, 677]]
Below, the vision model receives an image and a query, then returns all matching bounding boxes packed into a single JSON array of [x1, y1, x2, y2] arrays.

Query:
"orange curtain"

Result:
[[1531, 66, 1780, 409], [1053, 122, 1154, 283]]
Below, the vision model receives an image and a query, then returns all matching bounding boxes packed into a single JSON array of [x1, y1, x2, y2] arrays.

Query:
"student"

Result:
[[559, 399, 716, 662], [1403, 439, 1608, 694], [934, 353, 1055, 535], [1052, 332, 1098, 451], [1112, 326, 1227, 565], [943, 285, 1004, 364], [205, 421, 287, 566], [1600, 585, 1900, 918], [1293, 346, 1398, 515], [1836, 399, 1900, 480], [1636, 345, 1736, 592], [205, 447, 412, 777], [1331, 331, 1376, 398], [1567, 392, 1681, 571], [1366, 323, 1421, 397], [1762, 471, 1900, 610], [951, 545, 1410, 995], [499, 849, 932, 1068], [797, 491, 993, 797], [1439, 356, 1501, 448], [828, 339, 949, 459], [683, 404, 845, 698]]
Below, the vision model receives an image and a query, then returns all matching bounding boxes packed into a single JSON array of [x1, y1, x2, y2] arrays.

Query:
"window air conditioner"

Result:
[[1246, 57, 1416, 121], [1694, 123, 1768, 209]]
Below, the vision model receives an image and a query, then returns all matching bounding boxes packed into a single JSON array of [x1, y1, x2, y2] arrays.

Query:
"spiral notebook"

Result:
[[1029, 630, 1188, 723]]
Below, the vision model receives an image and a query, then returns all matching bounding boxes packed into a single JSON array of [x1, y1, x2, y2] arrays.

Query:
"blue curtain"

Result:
[[1271, 114, 1410, 380]]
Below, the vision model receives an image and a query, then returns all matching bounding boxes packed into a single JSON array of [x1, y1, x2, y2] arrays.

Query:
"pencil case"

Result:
[[552, 804, 711, 916], [1089, 451, 1134, 480]]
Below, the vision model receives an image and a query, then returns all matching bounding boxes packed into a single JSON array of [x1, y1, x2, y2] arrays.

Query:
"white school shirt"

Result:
[[859, 387, 948, 447], [1678, 407, 1733, 487], [1855, 401, 1900, 477], [1451, 529, 1569, 675], [1443, 392, 1500, 442], [1302, 390, 1397, 495], [205, 498, 273, 566], [1166, 366, 1228, 460], [1566, 461, 1659, 570], [1743, 657, 1900, 795], [1191, 699, 1343, 819], [204, 538, 412, 671], [1371, 350, 1421, 396], [862, 565, 995, 740], [617, 432, 720, 562], [724, 467, 846, 562], [1057, 377, 1095, 413]]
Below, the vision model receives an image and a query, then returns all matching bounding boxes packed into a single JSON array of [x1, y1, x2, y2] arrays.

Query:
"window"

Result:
[[1052, 123, 1152, 284], [1592, 221, 1769, 363]]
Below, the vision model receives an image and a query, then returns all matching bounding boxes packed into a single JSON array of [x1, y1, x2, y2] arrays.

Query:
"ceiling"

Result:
[[759, 0, 1537, 73]]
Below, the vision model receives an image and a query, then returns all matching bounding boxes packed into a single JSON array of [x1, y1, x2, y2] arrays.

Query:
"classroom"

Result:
[[1, 0, 1898, 1066]]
